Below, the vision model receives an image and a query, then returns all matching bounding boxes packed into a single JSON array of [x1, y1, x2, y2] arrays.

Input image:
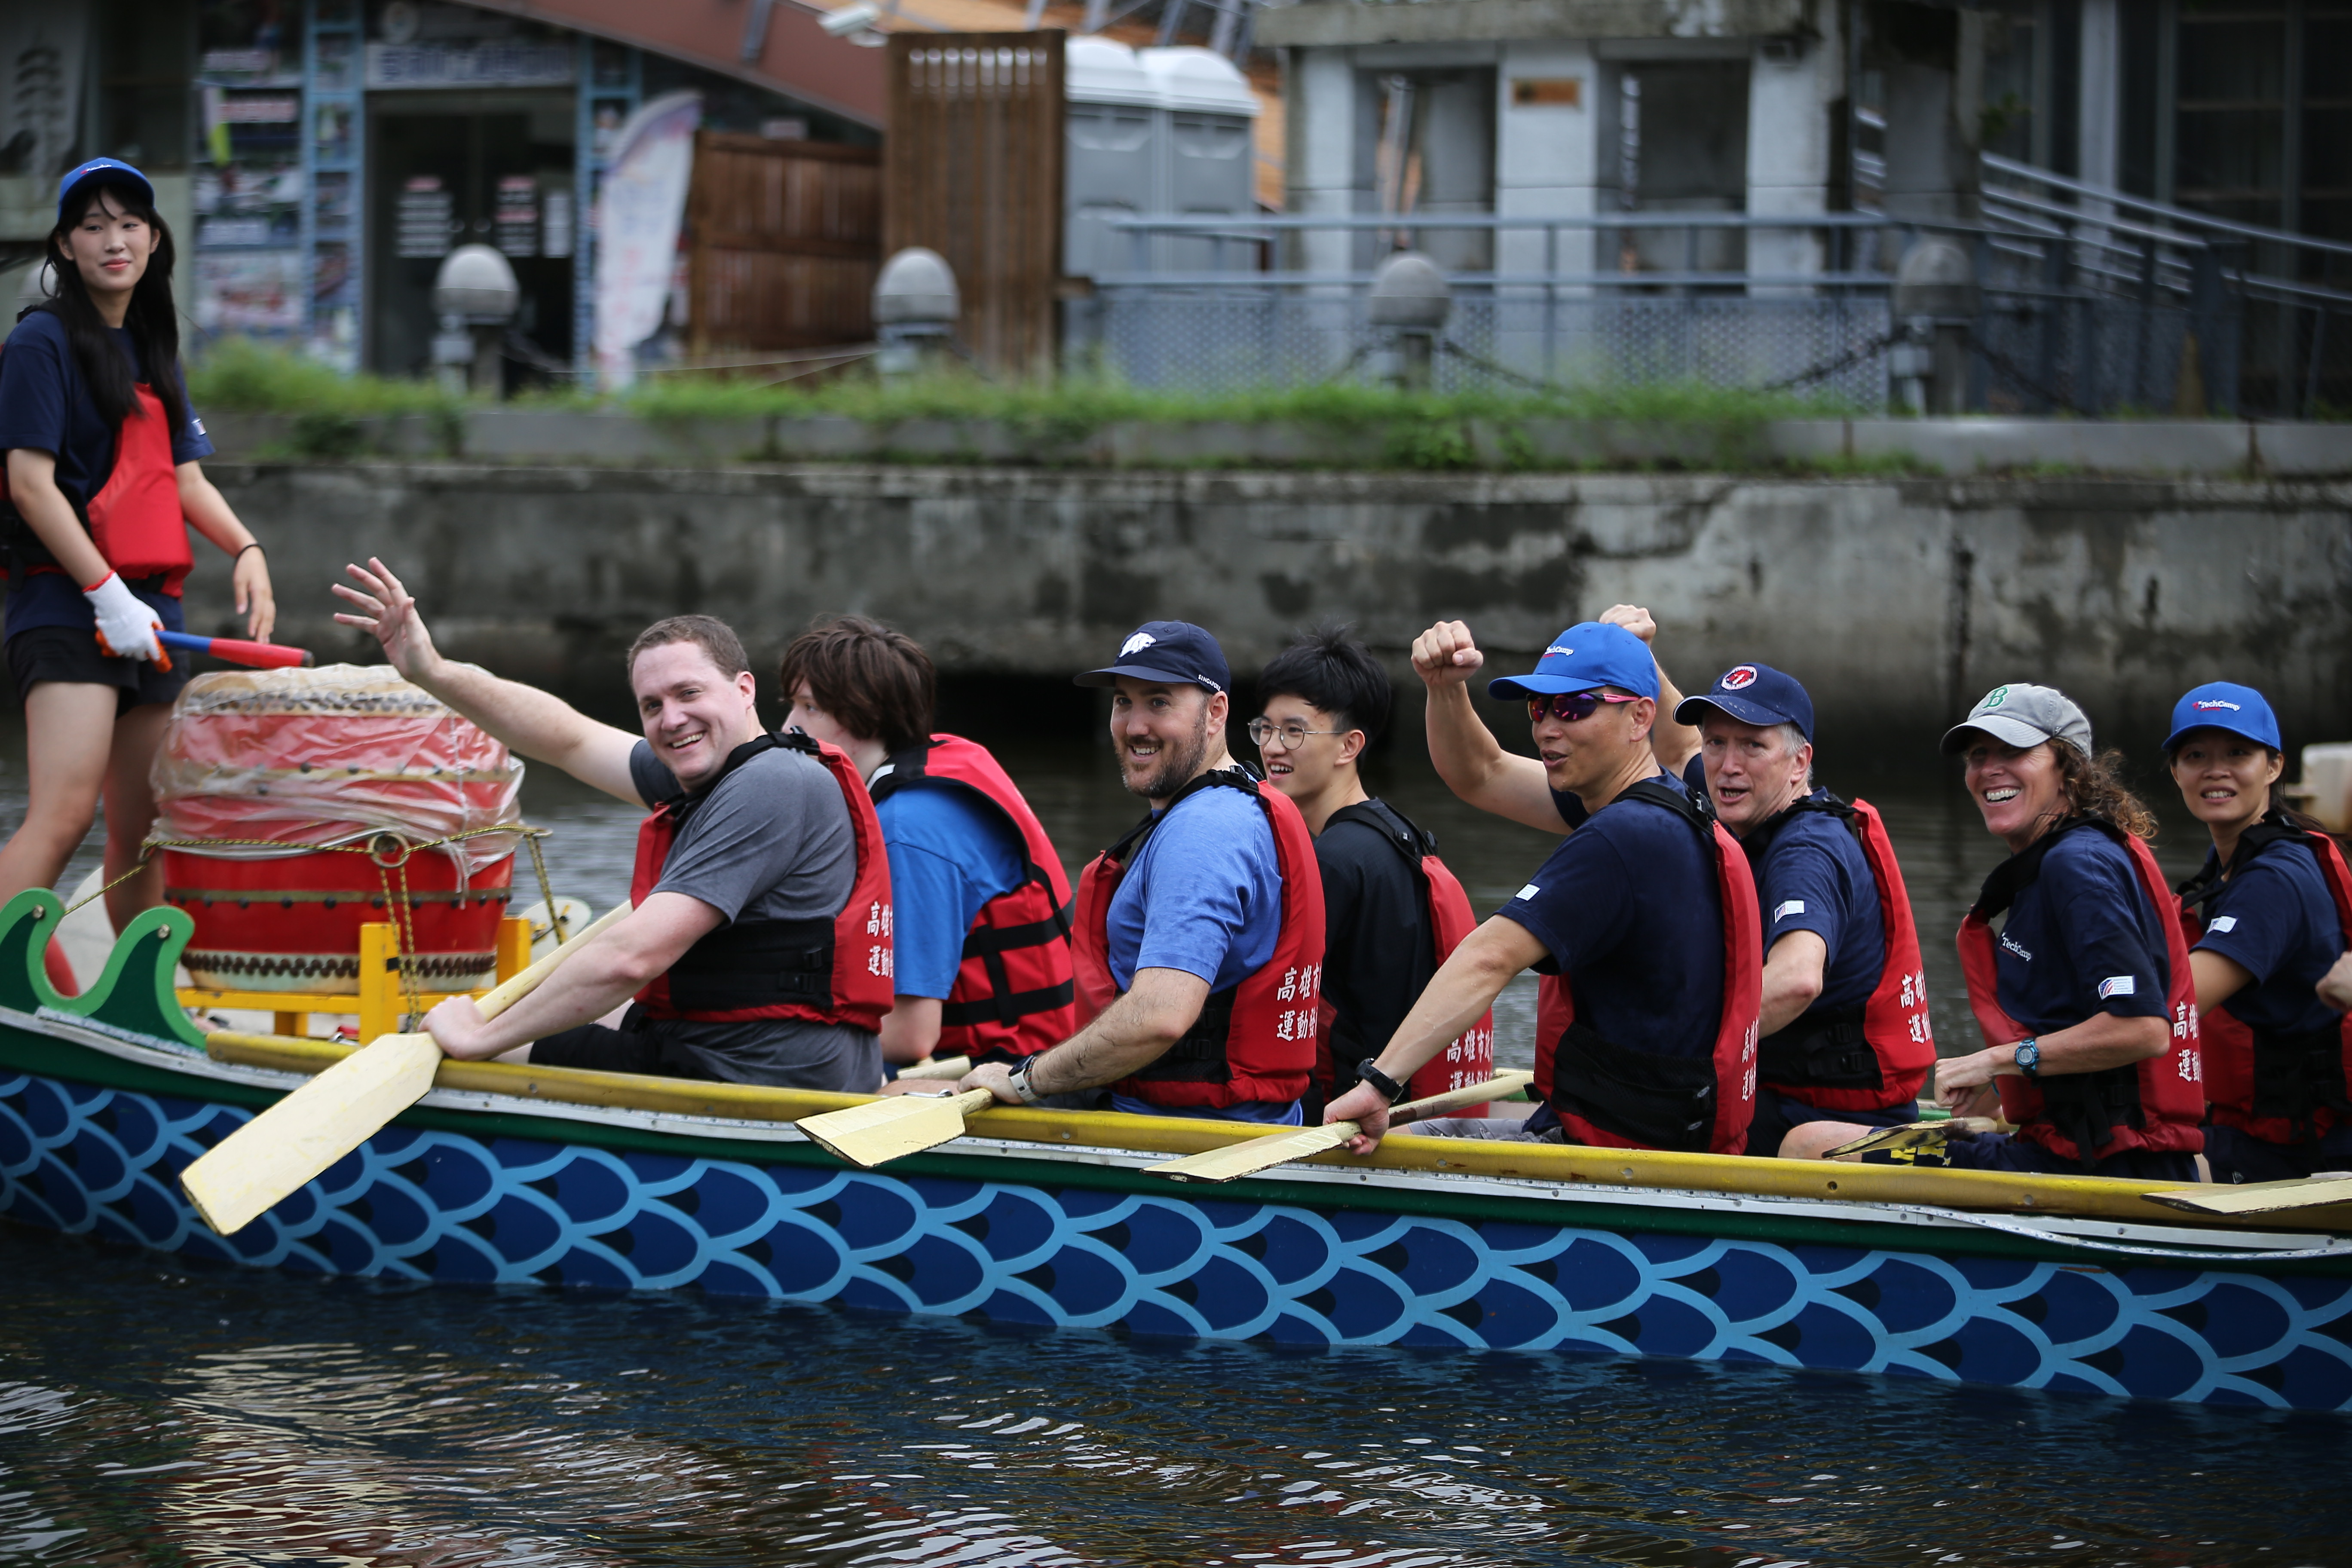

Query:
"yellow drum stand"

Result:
[[178, 916, 533, 1044]]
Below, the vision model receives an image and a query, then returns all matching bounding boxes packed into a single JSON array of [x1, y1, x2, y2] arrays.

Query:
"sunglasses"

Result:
[[1526, 692, 1640, 724]]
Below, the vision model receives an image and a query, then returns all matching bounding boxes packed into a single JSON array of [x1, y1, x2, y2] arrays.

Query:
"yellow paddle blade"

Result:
[[798, 1087, 996, 1169], [181, 1032, 442, 1237], [893, 1054, 972, 1082], [1825, 1116, 2000, 1158], [1153, 1122, 1357, 1183], [2144, 1174, 2352, 1216]]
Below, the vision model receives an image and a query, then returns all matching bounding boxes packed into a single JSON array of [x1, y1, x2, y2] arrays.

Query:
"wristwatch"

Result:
[[1356, 1059, 1409, 1106], [1008, 1063, 1044, 1105], [2012, 1037, 2041, 1078]]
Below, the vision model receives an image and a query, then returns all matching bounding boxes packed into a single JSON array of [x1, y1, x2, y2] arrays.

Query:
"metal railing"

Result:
[[1071, 206, 2242, 413]]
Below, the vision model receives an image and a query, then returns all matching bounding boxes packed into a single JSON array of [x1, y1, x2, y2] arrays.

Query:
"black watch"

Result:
[[1356, 1059, 1409, 1106]]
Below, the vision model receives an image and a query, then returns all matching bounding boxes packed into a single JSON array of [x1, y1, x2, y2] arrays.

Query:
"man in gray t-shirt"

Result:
[[333, 559, 884, 1093]]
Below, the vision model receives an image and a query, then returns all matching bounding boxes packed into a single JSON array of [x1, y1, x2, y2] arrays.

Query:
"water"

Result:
[[7, 717, 2317, 1564]]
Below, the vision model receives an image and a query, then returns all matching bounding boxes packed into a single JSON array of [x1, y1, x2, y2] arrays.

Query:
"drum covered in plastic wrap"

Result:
[[153, 665, 525, 993]]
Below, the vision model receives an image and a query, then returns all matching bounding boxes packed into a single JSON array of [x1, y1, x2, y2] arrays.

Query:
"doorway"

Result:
[[366, 91, 576, 384]]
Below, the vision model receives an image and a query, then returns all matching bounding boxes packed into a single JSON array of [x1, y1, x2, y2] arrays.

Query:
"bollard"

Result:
[[1892, 239, 1980, 416], [1366, 251, 1450, 391], [873, 248, 961, 378], [432, 245, 520, 398]]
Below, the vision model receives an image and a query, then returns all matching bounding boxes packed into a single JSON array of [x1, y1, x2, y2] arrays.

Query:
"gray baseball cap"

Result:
[[1940, 683, 2094, 756]]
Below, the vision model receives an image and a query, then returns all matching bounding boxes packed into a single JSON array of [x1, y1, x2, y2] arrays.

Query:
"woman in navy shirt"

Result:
[[0, 160, 275, 934], [2165, 682, 2352, 1182]]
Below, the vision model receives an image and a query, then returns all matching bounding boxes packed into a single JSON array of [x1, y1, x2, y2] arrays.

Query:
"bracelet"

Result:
[[233, 542, 264, 560]]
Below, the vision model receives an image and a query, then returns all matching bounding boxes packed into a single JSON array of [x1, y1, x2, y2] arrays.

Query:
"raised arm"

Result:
[[1412, 620, 1568, 835], [1598, 603, 1700, 776], [334, 557, 644, 805]]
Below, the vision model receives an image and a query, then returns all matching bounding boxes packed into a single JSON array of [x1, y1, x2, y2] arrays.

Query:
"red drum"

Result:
[[153, 665, 525, 995]]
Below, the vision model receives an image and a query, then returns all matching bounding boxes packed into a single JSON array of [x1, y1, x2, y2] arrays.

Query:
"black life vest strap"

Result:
[[1096, 763, 1264, 869], [2174, 814, 2308, 912], [1969, 815, 2109, 923], [667, 916, 837, 1012], [661, 731, 788, 833], [2034, 1066, 2147, 1173], [1553, 1021, 1719, 1152], [1756, 1007, 1884, 1091]]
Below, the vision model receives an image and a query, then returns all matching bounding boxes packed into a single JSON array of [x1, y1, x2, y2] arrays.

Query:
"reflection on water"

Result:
[[0, 1225, 2345, 1564]]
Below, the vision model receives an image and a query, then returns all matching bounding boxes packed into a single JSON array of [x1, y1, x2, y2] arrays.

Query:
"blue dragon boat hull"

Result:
[[5, 897, 2352, 1412]]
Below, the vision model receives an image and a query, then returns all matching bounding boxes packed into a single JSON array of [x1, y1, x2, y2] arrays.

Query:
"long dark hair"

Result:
[[37, 181, 190, 439]]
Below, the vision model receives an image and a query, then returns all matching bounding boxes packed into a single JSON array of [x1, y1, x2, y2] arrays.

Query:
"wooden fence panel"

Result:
[[688, 133, 883, 356], [885, 34, 1066, 380]]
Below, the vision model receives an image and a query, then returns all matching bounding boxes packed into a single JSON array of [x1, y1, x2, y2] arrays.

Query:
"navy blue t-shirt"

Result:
[[2195, 837, 2347, 1039], [1993, 827, 2172, 1035], [1748, 791, 1885, 1020], [1502, 777, 1724, 1060], [0, 309, 212, 635], [1552, 751, 1708, 830]]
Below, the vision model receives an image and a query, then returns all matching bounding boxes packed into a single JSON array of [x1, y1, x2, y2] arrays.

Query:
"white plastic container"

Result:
[[2300, 741, 2352, 835]]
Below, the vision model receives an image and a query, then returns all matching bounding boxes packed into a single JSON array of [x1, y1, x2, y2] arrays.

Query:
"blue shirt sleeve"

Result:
[[874, 782, 1027, 1001], [1120, 789, 1282, 991], [1759, 831, 1848, 957], [2051, 836, 2171, 1022], [0, 315, 70, 460], [2197, 854, 2313, 986]]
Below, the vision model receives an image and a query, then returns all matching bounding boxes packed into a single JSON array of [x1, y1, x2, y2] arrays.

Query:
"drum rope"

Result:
[[524, 833, 564, 946], [61, 824, 551, 923]]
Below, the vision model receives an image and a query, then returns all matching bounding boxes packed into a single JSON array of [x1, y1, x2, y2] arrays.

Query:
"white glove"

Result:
[[84, 572, 165, 664]]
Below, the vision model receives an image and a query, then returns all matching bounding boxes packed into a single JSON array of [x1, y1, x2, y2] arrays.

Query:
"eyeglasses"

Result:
[[1526, 692, 1640, 724], [1247, 718, 1345, 750]]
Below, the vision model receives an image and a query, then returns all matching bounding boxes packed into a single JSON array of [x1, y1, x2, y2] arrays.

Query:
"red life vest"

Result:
[[867, 734, 1076, 1063], [1071, 766, 1326, 1110], [1746, 796, 1937, 1112], [2175, 818, 2352, 1145], [630, 730, 893, 1033], [0, 372, 193, 594], [1311, 798, 1497, 1114], [1529, 778, 1763, 1155], [1957, 817, 2204, 1167]]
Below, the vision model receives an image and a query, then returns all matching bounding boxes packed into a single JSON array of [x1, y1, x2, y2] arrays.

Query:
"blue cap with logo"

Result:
[[2163, 681, 2280, 754], [1674, 662, 1816, 740], [1487, 622, 1658, 702], [1075, 620, 1232, 695], [58, 158, 154, 223]]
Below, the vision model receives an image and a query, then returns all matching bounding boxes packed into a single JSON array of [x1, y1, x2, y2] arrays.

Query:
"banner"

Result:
[[0, 7, 87, 186], [593, 92, 701, 390]]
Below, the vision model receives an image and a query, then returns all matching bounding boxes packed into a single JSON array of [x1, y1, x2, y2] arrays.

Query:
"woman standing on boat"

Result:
[[0, 159, 273, 933], [1786, 684, 2203, 1180], [2164, 683, 2352, 1183]]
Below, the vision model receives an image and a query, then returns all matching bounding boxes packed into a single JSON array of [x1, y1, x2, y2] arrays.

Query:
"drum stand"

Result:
[[178, 916, 533, 1044]]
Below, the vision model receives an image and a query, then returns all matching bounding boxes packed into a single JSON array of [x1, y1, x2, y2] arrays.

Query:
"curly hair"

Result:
[[2052, 744, 2159, 839]]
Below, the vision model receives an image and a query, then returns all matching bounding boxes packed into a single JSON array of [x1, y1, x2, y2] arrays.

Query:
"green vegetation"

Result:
[[186, 340, 465, 459]]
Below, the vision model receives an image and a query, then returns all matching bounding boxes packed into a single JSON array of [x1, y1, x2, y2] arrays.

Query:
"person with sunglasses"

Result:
[[2162, 683, 2352, 1183], [1254, 624, 1493, 1120], [1671, 662, 1937, 1156], [1323, 622, 1762, 1155]]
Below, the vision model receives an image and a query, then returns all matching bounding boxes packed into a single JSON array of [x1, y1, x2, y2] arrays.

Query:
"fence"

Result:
[[686, 132, 883, 358], [1074, 205, 2260, 413]]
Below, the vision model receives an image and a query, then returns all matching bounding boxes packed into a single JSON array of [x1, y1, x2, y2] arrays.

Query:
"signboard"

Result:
[[594, 92, 702, 389], [397, 175, 453, 260], [365, 41, 574, 89]]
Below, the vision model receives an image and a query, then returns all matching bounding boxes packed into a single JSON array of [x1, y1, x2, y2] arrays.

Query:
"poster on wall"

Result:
[[0, 7, 88, 183], [593, 92, 701, 389], [194, 251, 305, 333]]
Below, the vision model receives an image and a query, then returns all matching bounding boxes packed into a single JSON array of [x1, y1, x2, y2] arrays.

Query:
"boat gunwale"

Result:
[[9, 1008, 2352, 1275]]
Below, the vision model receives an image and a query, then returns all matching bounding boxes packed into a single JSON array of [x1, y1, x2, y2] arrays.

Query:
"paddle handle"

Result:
[[157, 629, 314, 669], [895, 1054, 972, 1082], [472, 901, 631, 1021], [1387, 1069, 1536, 1128]]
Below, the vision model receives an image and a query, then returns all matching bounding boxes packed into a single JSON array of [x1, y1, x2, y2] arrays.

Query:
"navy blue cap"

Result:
[[1075, 620, 1231, 695], [2163, 681, 2280, 753], [58, 158, 154, 223], [1487, 622, 1658, 702], [1674, 662, 1815, 740]]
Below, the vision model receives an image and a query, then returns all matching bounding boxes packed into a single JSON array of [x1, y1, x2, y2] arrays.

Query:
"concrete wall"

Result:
[[193, 463, 2352, 757]]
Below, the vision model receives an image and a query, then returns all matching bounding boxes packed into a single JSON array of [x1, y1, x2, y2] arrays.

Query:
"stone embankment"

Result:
[[196, 459, 2352, 754]]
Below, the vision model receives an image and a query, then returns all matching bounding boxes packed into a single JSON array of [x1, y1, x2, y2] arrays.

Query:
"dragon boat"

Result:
[[6, 890, 2352, 1414]]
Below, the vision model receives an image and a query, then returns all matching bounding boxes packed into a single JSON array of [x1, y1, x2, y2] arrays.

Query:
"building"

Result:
[[0, 0, 887, 379]]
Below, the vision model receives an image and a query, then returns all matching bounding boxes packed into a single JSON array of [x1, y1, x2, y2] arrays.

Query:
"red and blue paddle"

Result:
[[157, 630, 314, 669]]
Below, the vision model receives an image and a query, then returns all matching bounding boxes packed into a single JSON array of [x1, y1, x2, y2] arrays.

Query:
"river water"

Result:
[[6, 715, 2342, 1564]]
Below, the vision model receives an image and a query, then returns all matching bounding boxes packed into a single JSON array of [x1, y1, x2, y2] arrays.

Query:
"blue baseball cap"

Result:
[[2163, 681, 2280, 753], [1674, 662, 1815, 740], [1487, 622, 1658, 702], [58, 158, 154, 223], [1076, 620, 1232, 695]]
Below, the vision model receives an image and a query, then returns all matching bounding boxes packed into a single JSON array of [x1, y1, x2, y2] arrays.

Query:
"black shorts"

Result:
[[7, 598, 190, 714], [1861, 1128, 2200, 1182], [531, 1019, 722, 1081], [1745, 1084, 1922, 1158]]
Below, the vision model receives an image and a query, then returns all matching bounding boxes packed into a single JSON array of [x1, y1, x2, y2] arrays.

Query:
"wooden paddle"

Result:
[[1825, 1116, 2003, 1158], [894, 1054, 972, 1082], [799, 1087, 997, 1170], [2143, 1174, 2352, 1217], [181, 900, 632, 1237], [1147, 1071, 1537, 1183]]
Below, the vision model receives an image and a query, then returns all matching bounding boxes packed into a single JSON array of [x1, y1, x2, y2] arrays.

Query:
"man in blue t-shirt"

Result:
[[1667, 661, 1926, 1155], [774, 616, 1064, 1077], [1326, 621, 1747, 1153], [961, 621, 1311, 1124]]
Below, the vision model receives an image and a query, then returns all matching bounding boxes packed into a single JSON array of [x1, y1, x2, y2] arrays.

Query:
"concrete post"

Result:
[[1495, 40, 1607, 380], [1416, 72, 1496, 273], [1874, 2, 1983, 225], [1746, 11, 1843, 302]]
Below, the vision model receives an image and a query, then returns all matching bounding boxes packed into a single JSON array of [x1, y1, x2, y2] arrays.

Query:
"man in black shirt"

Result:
[[1256, 626, 1492, 1115]]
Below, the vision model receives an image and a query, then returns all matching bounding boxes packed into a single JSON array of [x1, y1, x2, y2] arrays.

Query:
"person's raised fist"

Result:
[[1599, 603, 1660, 645], [1411, 620, 1485, 691]]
